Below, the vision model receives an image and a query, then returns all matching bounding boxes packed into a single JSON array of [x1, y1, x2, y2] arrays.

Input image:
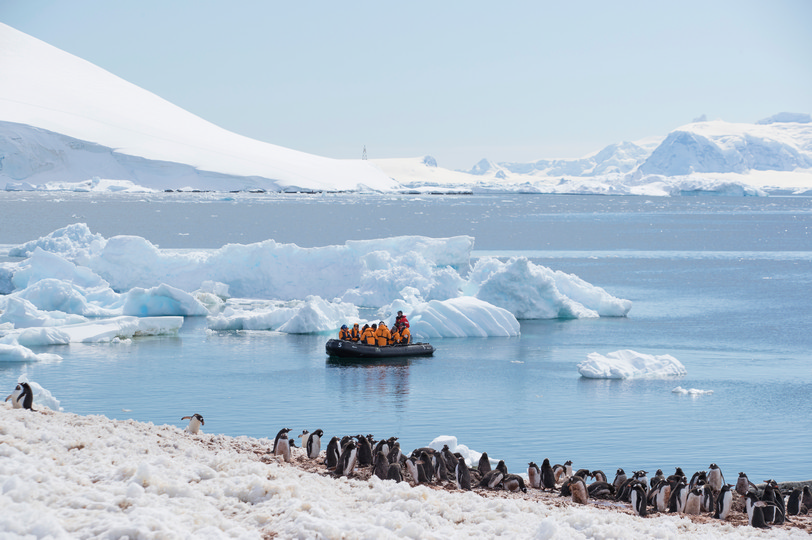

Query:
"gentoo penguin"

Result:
[[650, 469, 665, 488], [406, 456, 428, 484], [325, 436, 341, 470], [434, 451, 449, 482], [587, 481, 615, 500], [558, 477, 574, 497], [553, 461, 572, 483], [745, 492, 771, 529], [630, 483, 648, 517], [477, 452, 492, 477], [5, 384, 23, 409], [503, 474, 528, 493], [373, 451, 389, 480], [455, 460, 472, 490], [683, 486, 702, 515], [441, 445, 458, 472], [761, 480, 785, 524], [528, 462, 541, 489], [667, 467, 686, 485], [356, 435, 374, 466], [541, 458, 556, 491], [787, 488, 802, 516], [654, 481, 671, 513], [669, 480, 688, 513], [297, 430, 310, 450], [574, 469, 591, 481], [272, 428, 292, 453], [735, 472, 755, 496], [419, 451, 435, 483], [590, 470, 608, 483], [306, 429, 323, 459], [479, 460, 507, 489], [633, 470, 649, 490], [334, 440, 358, 477], [688, 470, 707, 490], [707, 463, 724, 492], [387, 441, 402, 465], [803, 486, 812, 514], [714, 484, 733, 520], [612, 468, 627, 493], [387, 463, 403, 482], [570, 475, 588, 505], [181, 414, 204, 434], [700, 484, 714, 513], [274, 431, 291, 462]]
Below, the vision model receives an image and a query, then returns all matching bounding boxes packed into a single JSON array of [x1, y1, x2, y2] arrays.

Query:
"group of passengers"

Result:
[[338, 310, 411, 345]]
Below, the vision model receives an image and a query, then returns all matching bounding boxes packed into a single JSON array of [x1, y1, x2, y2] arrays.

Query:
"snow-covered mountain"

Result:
[[1, 22, 811, 196], [0, 23, 395, 192]]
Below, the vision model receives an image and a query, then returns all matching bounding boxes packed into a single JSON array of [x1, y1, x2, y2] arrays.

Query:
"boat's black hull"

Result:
[[325, 339, 435, 359]]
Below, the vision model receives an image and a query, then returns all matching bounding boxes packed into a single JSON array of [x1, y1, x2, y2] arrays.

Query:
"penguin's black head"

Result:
[[193, 414, 204, 424]]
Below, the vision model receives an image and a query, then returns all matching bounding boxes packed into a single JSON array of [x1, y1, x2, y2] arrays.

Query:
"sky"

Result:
[[2, 0, 811, 170]]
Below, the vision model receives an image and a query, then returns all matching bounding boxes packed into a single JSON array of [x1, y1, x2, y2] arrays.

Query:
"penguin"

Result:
[[406, 456, 428, 484], [335, 440, 357, 477], [574, 468, 590, 481], [707, 463, 724, 492], [700, 484, 714, 513], [633, 470, 649, 490], [356, 435, 374, 466], [503, 474, 527, 493], [541, 458, 556, 491], [434, 451, 449, 482], [612, 468, 627, 493], [441, 445, 458, 473], [559, 477, 574, 497], [654, 481, 671, 513], [373, 450, 389, 480], [683, 486, 702, 515], [528, 462, 541, 489], [5, 384, 23, 409], [387, 462, 403, 482], [588, 470, 606, 483], [761, 480, 785, 525], [297, 430, 310, 450], [373, 437, 391, 457], [570, 475, 588, 504], [650, 469, 665, 488], [479, 461, 507, 489], [787, 488, 802, 516], [274, 431, 291, 463], [325, 436, 341, 470], [552, 462, 567, 484], [713, 484, 732, 520], [669, 480, 688, 513], [802, 486, 812, 514], [307, 429, 323, 459], [688, 470, 707, 490], [272, 428, 291, 453], [455, 459, 472, 490], [735, 472, 756, 496], [181, 414, 204, 434], [587, 481, 615, 500], [745, 492, 771, 529], [477, 452, 492, 477], [630, 482, 648, 517], [615, 477, 636, 502], [419, 451, 435, 483], [387, 441, 402, 465], [667, 467, 686, 485]]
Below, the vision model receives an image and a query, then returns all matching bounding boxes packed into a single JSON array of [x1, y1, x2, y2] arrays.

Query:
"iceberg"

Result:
[[577, 350, 687, 379]]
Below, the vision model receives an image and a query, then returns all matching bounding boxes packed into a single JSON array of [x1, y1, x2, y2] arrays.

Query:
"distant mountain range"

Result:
[[1, 23, 810, 196]]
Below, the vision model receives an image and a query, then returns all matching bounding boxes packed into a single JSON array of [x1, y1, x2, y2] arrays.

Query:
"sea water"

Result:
[[1, 192, 810, 481]]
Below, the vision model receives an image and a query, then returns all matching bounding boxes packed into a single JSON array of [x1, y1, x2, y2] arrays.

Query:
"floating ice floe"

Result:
[[672, 386, 714, 395], [578, 350, 687, 379]]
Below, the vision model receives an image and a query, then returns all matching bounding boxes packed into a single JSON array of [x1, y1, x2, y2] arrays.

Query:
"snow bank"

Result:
[[396, 296, 520, 338], [207, 296, 359, 334], [577, 350, 687, 379], [3, 408, 803, 539]]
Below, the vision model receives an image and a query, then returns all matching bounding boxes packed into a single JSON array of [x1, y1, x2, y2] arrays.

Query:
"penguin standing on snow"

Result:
[[528, 462, 541, 489], [570, 476, 588, 504], [707, 463, 724, 492], [307, 429, 323, 459], [455, 459, 472, 490], [274, 431, 291, 462], [372, 451, 389, 480], [612, 468, 627, 493], [324, 436, 340, 470], [745, 492, 772, 529], [356, 435, 374, 467], [477, 452, 491, 477], [714, 484, 733, 520], [181, 414, 204, 434], [683, 486, 702, 515], [630, 483, 648, 517], [6, 382, 35, 411], [735, 472, 756, 496], [541, 458, 556, 491], [5, 384, 23, 409], [803, 486, 812, 514], [272, 428, 291, 453], [334, 440, 357, 477]]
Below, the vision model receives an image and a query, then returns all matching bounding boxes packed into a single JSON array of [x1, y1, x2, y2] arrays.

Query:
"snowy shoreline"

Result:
[[2, 406, 809, 539]]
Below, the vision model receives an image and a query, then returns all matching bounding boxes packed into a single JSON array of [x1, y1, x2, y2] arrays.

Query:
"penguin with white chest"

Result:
[[707, 463, 724, 492], [5, 384, 23, 409], [306, 429, 323, 459], [714, 484, 733, 520], [334, 440, 357, 477], [181, 414, 204, 434], [6, 382, 35, 410], [527, 462, 541, 489], [274, 431, 291, 462], [630, 482, 648, 516]]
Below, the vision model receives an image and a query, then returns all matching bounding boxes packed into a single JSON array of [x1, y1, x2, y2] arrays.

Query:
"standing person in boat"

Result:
[[338, 325, 351, 340], [350, 323, 361, 342], [375, 321, 391, 346], [363, 324, 377, 345], [395, 311, 409, 330], [399, 322, 411, 345]]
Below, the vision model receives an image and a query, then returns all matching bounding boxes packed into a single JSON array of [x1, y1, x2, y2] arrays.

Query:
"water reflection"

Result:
[[326, 358, 411, 410]]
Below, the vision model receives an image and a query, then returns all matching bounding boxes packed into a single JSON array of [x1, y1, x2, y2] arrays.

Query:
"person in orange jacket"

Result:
[[389, 325, 401, 345], [338, 325, 350, 340], [375, 321, 391, 346], [350, 323, 361, 341], [399, 322, 411, 344], [363, 324, 377, 345]]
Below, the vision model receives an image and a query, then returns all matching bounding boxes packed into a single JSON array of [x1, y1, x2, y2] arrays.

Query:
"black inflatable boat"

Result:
[[325, 339, 435, 359]]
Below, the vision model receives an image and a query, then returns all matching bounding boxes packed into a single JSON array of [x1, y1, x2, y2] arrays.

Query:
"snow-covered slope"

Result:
[[0, 23, 395, 192]]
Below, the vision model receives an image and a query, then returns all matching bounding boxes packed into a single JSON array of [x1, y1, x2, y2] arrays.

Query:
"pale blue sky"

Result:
[[3, 0, 811, 169]]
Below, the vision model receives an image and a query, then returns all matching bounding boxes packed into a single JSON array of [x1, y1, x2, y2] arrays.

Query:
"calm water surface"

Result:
[[1, 192, 810, 481]]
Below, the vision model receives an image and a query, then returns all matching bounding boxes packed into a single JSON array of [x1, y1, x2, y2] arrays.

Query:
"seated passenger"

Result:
[[363, 324, 377, 345], [375, 321, 391, 347], [389, 326, 401, 345], [338, 324, 350, 340], [400, 323, 411, 345], [350, 323, 361, 341]]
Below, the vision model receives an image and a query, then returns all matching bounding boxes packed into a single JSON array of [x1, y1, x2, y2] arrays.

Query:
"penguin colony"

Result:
[[6, 381, 811, 531]]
